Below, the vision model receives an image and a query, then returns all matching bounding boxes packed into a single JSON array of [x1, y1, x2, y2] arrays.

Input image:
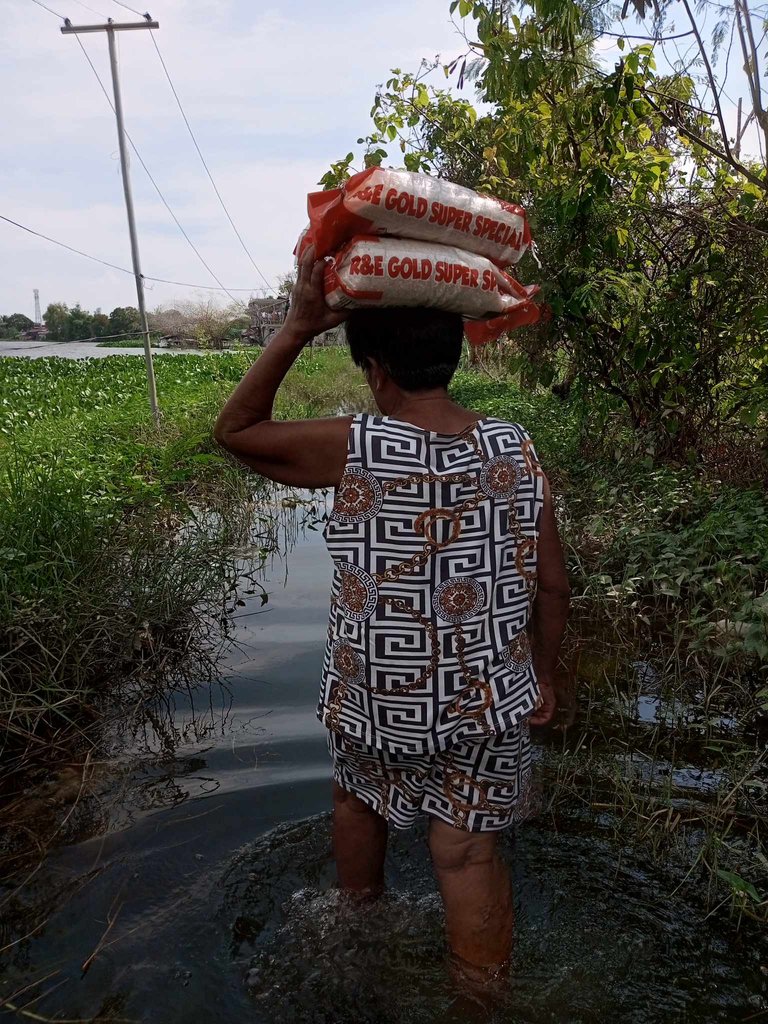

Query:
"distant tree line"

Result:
[[2, 287, 292, 347], [0, 304, 144, 341], [42, 303, 142, 341], [0, 313, 34, 338]]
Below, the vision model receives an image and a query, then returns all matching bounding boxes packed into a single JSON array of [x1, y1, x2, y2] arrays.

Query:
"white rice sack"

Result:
[[323, 236, 539, 334], [309, 169, 531, 268]]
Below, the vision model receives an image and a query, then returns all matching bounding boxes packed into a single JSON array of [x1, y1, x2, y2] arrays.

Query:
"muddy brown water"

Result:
[[1, 498, 766, 1023]]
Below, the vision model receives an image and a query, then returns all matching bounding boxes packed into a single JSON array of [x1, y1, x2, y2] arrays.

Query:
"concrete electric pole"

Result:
[[33, 288, 41, 325], [61, 17, 161, 424]]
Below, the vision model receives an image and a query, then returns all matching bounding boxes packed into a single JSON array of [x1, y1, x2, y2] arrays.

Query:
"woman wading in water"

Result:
[[215, 245, 570, 982]]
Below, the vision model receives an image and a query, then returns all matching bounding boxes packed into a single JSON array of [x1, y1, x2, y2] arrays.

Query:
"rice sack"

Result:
[[308, 169, 531, 268], [323, 236, 540, 344]]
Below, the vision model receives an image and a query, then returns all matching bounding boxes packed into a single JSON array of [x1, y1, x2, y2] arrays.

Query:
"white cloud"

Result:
[[3, 0, 763, 319], [1, 0, 465, 315]]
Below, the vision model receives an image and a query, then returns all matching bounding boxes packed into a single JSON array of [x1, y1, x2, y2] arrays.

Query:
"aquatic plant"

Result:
[[0, 349, 363, 807]]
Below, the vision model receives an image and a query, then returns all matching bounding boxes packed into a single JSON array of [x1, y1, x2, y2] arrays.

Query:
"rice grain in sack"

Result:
[[323, 236, 540, 342], [309, 169, 531, 268]]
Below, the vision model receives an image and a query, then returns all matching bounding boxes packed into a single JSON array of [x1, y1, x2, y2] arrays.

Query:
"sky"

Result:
[[0, 0, 764, 320]]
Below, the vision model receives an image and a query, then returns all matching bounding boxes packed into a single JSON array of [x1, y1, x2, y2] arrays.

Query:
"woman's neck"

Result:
[[384, 391, 480, 433]]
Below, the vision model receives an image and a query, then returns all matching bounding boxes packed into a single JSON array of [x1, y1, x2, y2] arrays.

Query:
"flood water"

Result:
[[0, 340, 206, 359], [1, 497, 766, 1023]]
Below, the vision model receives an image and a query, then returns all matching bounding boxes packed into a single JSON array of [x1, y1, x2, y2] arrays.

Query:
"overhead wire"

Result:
[[27, 0, 258, 306], [109, 0, 146, 15], [146, 28, 277, 292], [70, 0, 110, 17], [602, 29, 697, 40], [29, 0, 66, 18], [70, 32, 249, 307], [0, 213, 268, 293]]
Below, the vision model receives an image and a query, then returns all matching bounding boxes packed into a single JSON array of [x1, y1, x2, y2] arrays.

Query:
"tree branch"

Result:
[[642, 90, 768, 191], [680, 0, 735, 163]]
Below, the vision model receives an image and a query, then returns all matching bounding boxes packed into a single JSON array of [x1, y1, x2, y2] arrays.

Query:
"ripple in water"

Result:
[[219, 814, 766, 1024]]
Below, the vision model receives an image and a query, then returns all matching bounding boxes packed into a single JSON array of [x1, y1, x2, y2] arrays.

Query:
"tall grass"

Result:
[[451, 370, 768, 924], [0, 349, 363, 803]]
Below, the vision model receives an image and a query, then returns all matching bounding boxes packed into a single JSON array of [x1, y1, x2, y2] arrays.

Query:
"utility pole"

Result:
[[33, 288, 41, 325], [62, 17, 161, 424]]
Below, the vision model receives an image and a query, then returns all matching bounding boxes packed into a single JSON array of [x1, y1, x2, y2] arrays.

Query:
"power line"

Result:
[[71, 33, 247, 307], [602, 29, 697, 41], [1, 213, 130, 274], [0, 213, 269, 293], [29, 0, 66, 18], [28, 0, 253, 306], [147, 29, 277, 292], [110, 0, 146, 15], [71, 0, 110, 17]]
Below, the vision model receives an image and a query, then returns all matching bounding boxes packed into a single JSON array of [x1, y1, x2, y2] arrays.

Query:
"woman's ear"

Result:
[[366, 357, 386, 392]]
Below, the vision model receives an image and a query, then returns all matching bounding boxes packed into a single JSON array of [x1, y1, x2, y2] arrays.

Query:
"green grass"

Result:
[[452, 370, 768, 924], [95, 337, 150, 348], [2, 347, 766, 919], [0, 349, 363, 792]]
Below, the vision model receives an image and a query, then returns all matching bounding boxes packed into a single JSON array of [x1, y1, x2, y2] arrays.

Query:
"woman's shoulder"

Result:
[[478, 416, 533, 441]]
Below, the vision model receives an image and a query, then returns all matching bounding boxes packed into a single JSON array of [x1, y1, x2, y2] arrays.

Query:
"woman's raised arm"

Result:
[[214, 246, 352, 488]]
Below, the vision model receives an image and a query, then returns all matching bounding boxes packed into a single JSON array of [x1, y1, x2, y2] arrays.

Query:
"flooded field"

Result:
[[0, 340, 206, 360], [1, 496, 765, 1024]]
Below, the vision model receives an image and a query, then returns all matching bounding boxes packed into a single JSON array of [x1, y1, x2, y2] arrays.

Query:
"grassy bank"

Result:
[[452, 372, 768, 924], [0, 349, 362, 804], [2, 347, 766, 922]]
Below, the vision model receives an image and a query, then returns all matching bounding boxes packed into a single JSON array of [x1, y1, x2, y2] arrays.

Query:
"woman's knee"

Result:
[[333, 781, 378, 817], [428, 819, 498, 874]]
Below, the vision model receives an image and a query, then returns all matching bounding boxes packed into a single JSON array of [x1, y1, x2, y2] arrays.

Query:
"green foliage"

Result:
[[67, 303, 94, 341], [91, 311, 110, 337], [42, 302, 70, 340], [0, 313, 34, 339], [0, 349, 362, 782], [39, 303, 143, 341], [451, 370, 768, 666], [108, 305, 141, 336], [325, 0, 768, 454]]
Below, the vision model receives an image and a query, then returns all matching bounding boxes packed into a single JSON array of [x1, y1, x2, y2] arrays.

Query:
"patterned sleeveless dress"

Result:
[[320, 414, 545, 831]]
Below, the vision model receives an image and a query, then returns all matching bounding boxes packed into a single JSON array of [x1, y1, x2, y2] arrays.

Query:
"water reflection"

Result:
[[1, 492, 766, 1023], [224, 815, 763, 1024]]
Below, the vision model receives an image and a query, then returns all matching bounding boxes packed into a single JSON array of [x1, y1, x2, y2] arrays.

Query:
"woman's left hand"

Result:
[[283, 244, 348, 342], [529, 677, 557, 727]]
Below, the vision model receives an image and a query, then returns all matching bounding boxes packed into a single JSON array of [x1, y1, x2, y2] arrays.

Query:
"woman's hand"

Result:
[[529, 676, 557, 727], [283, 244, 348, 343]]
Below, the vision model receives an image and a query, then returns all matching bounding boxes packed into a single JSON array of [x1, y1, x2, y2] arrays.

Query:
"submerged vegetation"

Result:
[[0, 350, 362, 818], [2, 344, 765, 928], [452, 372, 768, 925]]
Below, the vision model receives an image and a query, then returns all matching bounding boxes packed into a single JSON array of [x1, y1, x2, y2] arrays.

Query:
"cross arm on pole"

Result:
[[61, 20, 159, 33]]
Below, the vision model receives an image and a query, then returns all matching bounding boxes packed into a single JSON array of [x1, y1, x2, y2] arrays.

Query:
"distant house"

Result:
[[244, 296, 289, 345], [22, 325, 49, 340]]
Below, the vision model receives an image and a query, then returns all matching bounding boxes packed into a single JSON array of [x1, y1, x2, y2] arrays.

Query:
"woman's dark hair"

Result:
[[345, 308, 463, 391]]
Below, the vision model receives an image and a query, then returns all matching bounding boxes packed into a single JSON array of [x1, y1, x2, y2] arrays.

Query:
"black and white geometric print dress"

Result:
[[319, 414, 545, 752]]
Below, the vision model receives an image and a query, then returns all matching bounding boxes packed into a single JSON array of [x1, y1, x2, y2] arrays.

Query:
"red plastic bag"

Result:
[[323, 235, 539, 343], [307, 168, 531, 268]]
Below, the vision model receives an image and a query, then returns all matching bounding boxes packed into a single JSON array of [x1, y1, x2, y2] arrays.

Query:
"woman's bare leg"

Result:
[[332, 781, 388, 895], [428, 819, 513, 972]]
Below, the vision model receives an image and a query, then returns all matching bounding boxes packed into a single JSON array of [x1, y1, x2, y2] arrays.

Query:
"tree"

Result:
[[43, 303, 70, 341], [0, 314, 34, 338], [91, 312, 110, 337], [67, 304, 94, 341], [108, 306, 141, 337], [149, 301, 248, 348], [322, 0, 768, 452], [277, 271, 296, 298]]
